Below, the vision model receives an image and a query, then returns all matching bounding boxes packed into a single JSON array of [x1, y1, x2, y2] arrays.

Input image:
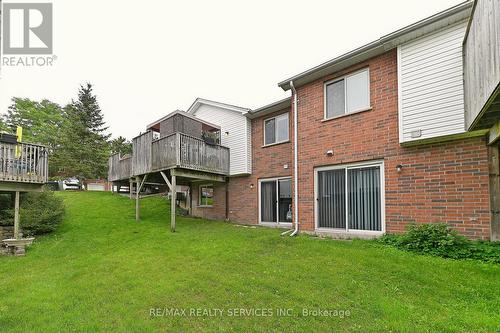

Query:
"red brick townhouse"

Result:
[[109, 1, 499, 240]]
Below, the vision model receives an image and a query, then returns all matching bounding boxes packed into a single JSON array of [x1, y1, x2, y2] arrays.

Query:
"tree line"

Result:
[[0, 83, 133, 180]]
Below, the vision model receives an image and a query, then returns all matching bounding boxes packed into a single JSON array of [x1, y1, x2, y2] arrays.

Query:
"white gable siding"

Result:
[[246, 117, 252, 173], [192, 104, 251, 175], [398, 21, 467, 143]]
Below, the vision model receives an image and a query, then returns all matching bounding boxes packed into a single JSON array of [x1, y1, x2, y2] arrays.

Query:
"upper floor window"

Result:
[[325, 68, 370, 119], [264, 113, 289, 146]]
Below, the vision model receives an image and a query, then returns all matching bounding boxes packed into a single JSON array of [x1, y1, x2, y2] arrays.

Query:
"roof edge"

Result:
[[278, 1, 473, 91], [187, 97, 251, 115], [146, 110, 221, 131], [246, 97, 291, 119]]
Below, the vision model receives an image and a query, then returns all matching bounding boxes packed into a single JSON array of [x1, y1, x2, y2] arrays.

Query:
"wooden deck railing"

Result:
[[108, 132, 230, 181], [0, 142, 49, 183], [151, 133, 230, 175], [108, 154, 132, 182], [177, 133, 230, 174], [463, 0, 500, 129]]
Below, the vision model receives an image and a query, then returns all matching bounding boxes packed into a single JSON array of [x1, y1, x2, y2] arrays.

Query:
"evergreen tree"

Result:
[[55, 83, 111, 179], [110, 136, 132, 155]]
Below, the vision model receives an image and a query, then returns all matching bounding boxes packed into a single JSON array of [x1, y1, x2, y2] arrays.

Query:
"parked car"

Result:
[[63, 178, 81, 190], [45, 181, 62, 191]]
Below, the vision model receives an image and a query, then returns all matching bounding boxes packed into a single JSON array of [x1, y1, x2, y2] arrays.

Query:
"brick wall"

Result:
[[227, 108, 293, 224], [191, 108, 294, 223], [294, 49, 491, 239]]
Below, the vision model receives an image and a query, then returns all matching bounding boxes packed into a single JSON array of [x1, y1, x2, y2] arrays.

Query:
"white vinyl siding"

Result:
[[398, 21, 467, 143], [246, 117, 252, 173], [191, 104, 251, 175]]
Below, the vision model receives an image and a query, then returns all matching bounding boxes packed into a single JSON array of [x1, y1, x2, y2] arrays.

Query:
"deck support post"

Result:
[[186, 187, 191, 215], [135, 177, 141, 221], [489, 144, 500, 241], [129, 178, 133, 199], [135, 175, 148, 221], [171, 175, 176, 232], [13, 191, 20, 239]]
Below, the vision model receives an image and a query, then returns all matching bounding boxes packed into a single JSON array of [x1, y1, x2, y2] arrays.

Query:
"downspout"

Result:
[[290, 80, 299, 236], [225, 178, 229, 221]]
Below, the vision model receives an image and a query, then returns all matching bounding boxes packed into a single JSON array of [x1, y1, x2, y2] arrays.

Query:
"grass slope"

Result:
[[0, 192, 499, 332]]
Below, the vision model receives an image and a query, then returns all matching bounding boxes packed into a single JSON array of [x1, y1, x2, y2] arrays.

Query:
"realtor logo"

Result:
[[2, 3, 53, 54]]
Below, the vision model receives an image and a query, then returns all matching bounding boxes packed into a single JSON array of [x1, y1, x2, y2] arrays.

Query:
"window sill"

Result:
[[322, 107, 372, 122], [259, 222, 292, 229], [262, 140, 290, 148], [197, 205, 213, 208], [314, 228, 383, 239]]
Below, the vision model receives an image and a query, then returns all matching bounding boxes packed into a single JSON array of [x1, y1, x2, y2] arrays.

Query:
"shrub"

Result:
[[0, 194, 12, 226], [378, 223, 500, 264], [3, 190, 65, 236]]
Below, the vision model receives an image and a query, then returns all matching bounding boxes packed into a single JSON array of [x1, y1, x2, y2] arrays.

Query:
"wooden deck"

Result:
[[108, 132, 230, 182], [0, 142, 49, 185], [464, 0, 500, 130], [108, 154, 132, 183]]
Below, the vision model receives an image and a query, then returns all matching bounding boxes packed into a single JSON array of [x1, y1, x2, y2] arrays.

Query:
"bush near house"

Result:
[[0, 190, 65, 236], [378, 223, 500, 264]]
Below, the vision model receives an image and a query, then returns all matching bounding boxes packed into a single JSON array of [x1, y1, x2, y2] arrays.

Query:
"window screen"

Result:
[[264, 118, 275, 145], [326, 80, 345, 119]]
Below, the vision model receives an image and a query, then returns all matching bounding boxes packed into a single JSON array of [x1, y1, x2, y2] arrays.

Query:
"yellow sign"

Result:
[[15, 126, 22, 158]]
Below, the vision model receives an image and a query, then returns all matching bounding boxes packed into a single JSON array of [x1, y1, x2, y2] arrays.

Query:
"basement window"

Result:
[[199, 185, 214, 207], [325, 68, 370, 119], [264, 113, 289, 146]]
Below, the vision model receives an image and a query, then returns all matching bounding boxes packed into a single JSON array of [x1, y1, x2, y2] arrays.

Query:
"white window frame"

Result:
[[263, 113, 289, 146], [258, 176, 293, 227], [198, 184, 214, 207], [323, 68, 371, 120], [314, 160, 385, 236]]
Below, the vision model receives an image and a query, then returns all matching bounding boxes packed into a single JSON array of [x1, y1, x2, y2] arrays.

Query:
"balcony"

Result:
[[108, 154, 132, 182], [108, 132, 230, 182], [0, 142, 49, 184], [463, 0, 500, 132]]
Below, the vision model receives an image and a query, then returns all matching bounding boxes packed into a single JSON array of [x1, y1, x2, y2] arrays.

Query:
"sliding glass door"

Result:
[[260, 178, 292, 225], [316, 163, 383, 232]]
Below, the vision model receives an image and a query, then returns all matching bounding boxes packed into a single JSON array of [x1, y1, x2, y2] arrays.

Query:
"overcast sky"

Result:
[[0, 0, 464, 140]]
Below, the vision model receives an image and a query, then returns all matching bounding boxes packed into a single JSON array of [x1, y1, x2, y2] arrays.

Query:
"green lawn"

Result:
[[0, 192, 499, 332]]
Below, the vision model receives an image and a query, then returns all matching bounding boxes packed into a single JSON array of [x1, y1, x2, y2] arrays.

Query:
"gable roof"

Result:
[[278, 1, 473, 91], [187, 97, 251, 115], [146, 109, 221, 132], [246, 97, 291, 119]]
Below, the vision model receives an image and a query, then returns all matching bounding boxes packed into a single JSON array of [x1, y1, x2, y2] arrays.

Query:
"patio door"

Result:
[[316, 162, 384, 233], [260, 178, 292, 225]]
